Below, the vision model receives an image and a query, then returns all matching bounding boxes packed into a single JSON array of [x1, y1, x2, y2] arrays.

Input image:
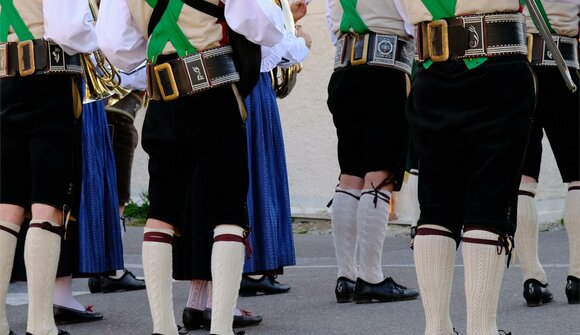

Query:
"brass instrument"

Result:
[[82, 0, 131, 104], [270, 0, 302, 99]]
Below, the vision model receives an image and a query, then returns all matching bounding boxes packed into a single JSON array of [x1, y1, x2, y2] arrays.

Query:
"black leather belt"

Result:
[[529, 33, 579, 70], [0, 39, 81, 78], [416, 12, 528, 62], [334, 32, 415, 75], [147, 45, 240, 101]]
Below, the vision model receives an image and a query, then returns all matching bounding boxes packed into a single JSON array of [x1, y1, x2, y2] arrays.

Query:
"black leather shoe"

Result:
[[239, 275, 290, 296], [523, 278, 554, 307], [54, 304, 103, 324], [566, 275, 580, 304], [182, 307, 204, 330], [353, 277, 419, 303], [202, 308, 263, 328], [9, 330, 17, 335], [210, 332, 245, 335], [100, 269, 146, 293], [88, 277, 102, 293], [335, 277, 356, 303]]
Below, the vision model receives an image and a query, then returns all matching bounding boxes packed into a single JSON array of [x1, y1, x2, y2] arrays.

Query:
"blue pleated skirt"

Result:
[[243, 72, 295, 273], [78, 100, 124, 273]]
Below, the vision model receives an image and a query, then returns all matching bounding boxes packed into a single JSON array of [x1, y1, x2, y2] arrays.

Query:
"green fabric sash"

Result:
[[339, 0, 368, 34], [146, 0, 196, 63], [0, 0, 34, 42]]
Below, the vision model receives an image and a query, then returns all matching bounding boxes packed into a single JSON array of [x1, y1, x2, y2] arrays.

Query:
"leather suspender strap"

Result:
[[148, 0, 170, 36], [180, 0, 224, 20], [0, 0, 34, 42]]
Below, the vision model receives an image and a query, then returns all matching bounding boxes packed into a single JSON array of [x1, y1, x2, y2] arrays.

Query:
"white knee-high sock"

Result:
[[53, 276, 84, 311], [210, 225, 245, 335], [565, 182, 580, 278], [331, 188, 361, 281], [143, 227, 177, 335], [0, 221, 20, 335], [187, 280, 210, 311], [414, 225, 456, 335], [357, 189, 390, 283], [463, 229, 505, 335], [25, 220, 62, 335], [514, 183, 547, 283]]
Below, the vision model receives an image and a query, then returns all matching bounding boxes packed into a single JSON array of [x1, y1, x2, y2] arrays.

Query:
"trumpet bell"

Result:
[[106, 84, 132, 107], [270, 63, 301, 99], [81, 54, 113, 104]]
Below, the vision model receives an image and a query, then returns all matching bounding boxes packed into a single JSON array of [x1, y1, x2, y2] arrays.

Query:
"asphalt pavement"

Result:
[[7, 226, 580, 335]]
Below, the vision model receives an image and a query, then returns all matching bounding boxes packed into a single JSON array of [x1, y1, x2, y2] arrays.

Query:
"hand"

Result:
[[295, 25, 312, 49], [291, 0, 307, 22]]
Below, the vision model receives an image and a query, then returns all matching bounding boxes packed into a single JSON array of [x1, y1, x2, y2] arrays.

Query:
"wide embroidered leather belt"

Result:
[[334, 32, 415, 75], [147, 45, 240, 102], [416, 12, 528, 62], [528, 33, 579, 70], [0, 39, 82, 78]]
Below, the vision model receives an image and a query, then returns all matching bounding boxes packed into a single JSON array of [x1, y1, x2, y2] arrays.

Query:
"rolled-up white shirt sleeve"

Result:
[[223, 0, 285, 47], [119, 65, 148, 91], [97, 0, 147, 72], [43, 0, 98, 54], [276, 32, 309, 67]]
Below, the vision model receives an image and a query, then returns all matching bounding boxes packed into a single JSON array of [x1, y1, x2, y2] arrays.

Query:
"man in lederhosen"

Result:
[[97, 0, 293, 334], [515, 0, 579, 307], [0, 1, 97, 335], [326, 0, 419, 304], [397, 0, 536, 333]]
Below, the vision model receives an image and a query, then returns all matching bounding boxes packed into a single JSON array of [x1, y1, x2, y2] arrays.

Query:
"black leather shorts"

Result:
[[327, 65, 409, 190], [407, 55, 536, 237]]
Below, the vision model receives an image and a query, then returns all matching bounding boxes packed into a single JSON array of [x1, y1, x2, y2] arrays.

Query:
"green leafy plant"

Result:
[[123, 192, 149, 225]]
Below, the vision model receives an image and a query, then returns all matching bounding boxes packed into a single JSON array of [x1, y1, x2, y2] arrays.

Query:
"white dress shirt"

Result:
[[97, 0, 287, 72], [44, 0, 98, 54]]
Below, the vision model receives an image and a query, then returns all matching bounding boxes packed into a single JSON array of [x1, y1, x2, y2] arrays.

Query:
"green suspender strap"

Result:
[[0, 0, 34, 43], [339, 0, 369, 34], [533, 0, 555, 33], [420, 0, 486, 69], [145, 0, 196, 64]]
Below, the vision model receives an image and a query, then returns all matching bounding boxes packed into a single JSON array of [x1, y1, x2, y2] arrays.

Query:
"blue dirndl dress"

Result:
[[243, 72, 295, 273]]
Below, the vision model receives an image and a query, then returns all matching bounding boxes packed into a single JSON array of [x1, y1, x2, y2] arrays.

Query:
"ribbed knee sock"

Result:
[[414, 225, 456, 335], [143, 227, 177, 335], [25, 220, 62, 335], [463, 229, 505, 335], [331, 188, 361, 281], [210, 225, 245, 335], [357, 189, 390, 283], [514, 182, 547, 283], [0, 221, 20, 335], [187, 280, 210, 311], [565, 182, 580, 278]]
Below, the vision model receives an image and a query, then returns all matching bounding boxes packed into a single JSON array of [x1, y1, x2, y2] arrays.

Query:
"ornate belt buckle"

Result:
[[17, 40, 35, 76], [0, 43, 8, 77], [350, 34, 370, 66], [427, 20, 449, 62], [153, 62, 179, 101]]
